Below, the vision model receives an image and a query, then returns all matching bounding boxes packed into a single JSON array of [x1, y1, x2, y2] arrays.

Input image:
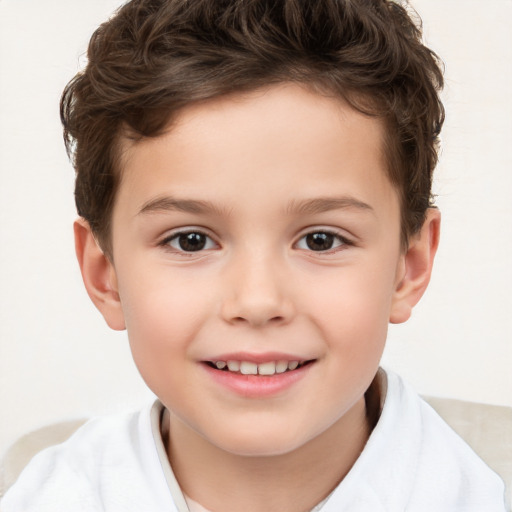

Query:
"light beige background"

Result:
[[1, 0, 511, 456]]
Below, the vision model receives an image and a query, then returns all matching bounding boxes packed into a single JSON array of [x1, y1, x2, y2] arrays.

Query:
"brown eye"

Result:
[[167, 231, 215, 252], [296, 231, 348, 252], [305, 232, 335, 251]]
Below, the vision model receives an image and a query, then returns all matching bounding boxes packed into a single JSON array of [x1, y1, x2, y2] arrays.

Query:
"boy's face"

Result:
[[100, 84, 415, 456]]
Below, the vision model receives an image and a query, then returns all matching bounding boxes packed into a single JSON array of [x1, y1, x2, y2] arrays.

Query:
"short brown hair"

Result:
[[61, 0, 444, 256]]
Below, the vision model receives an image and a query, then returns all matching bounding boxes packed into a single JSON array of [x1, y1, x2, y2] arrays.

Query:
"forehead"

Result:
[[115, 84, 397, 219]]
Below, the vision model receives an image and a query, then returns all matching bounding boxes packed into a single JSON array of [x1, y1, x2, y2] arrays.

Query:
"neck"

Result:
[[163, 391, 379, 512]]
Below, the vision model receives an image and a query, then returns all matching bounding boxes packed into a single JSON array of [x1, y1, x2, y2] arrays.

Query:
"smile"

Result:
[[205, 360, 314, 376]]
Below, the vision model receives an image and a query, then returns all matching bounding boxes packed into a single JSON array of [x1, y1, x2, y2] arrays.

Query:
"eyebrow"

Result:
[[286, 196, 375, 215], [138, 195, 374, 217], [138, 196, 226, 216]]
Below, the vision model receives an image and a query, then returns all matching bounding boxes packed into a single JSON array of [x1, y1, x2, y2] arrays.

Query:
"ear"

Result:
[[389, 208, 441, 324], [74, 218, 126, 330]]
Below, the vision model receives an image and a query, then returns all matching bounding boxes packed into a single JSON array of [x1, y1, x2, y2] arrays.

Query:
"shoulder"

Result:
[[325, 370, 507, 511], [1, 402, 175, 512], [380, 370, 506, 510]]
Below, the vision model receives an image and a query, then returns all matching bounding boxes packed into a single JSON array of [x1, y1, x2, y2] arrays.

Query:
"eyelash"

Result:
[[159, 229, 217, 254], [295, 230, 353, 254], [158, 229, 353, 254]]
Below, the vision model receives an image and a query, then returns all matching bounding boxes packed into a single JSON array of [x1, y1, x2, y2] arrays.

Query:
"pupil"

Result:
[[179, 233, 206, 251], [306, 232, 334, 251]]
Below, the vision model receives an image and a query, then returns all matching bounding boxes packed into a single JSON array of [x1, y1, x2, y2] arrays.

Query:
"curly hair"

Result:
[[61, 0, 444, 256]]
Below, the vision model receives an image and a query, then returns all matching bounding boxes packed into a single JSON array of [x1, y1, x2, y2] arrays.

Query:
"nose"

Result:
[[219, 249, 295, 327]]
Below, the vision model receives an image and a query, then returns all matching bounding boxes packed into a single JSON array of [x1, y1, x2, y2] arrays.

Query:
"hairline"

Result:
[[96, 81, 412, 259]]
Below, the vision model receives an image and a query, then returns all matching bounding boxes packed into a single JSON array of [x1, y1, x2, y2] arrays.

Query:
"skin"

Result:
[[75, 83, 440, 512]]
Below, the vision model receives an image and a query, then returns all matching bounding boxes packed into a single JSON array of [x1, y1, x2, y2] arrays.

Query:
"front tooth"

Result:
[[276, 361, 288, 374], [240, 362, 258, 375], [215, 361, 227, 369], [288, 361, 299, 371], [227, 360, 240, 372], [258, 361, 276, 375]]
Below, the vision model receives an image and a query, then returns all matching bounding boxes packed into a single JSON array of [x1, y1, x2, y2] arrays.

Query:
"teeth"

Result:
[[213, 359, 308, 375], [258, 362, 276, 375], [227, 360, 240, 372], [276, 361, 288, 374], [240, 361, 258, 375]]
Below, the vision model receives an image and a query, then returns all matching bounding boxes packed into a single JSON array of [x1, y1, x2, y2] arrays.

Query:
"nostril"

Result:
[[220, 293, 295, 327], [232, 314, 285, 326]]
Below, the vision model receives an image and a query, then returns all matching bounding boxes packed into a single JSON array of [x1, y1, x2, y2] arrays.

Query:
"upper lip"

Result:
[[202, 352, 314, 364]]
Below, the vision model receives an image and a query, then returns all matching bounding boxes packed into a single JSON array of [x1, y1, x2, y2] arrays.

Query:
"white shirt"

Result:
[[1, 370, 507, 511]]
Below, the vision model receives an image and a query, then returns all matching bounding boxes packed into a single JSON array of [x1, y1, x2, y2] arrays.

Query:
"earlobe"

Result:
[[389, 208, 441, 324], [74, 219, 126, 331]]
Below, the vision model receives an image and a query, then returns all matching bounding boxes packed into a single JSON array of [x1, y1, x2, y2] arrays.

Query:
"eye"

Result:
[[296, 231, 349, 252], [165, 231, 217, 252]]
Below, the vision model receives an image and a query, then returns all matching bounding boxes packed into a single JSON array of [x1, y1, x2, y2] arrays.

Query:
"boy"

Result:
[[1, 0, 507, 510]]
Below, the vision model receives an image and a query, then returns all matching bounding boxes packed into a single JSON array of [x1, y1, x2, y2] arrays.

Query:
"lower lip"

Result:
[[202, 363, 313, 398]]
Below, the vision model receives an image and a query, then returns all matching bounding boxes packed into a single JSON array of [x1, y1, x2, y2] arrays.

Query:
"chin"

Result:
[[224, 440, 301, 458], [207, 424, 314, 458]]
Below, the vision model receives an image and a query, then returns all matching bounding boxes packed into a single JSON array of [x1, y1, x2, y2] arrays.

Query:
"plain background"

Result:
[[0, 0, 511, 456]]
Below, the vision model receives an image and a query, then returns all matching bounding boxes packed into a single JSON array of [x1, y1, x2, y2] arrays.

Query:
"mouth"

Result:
[[204, 359, 315, 376]]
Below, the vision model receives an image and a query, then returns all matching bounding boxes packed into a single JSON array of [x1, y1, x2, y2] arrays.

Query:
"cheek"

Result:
[[116, 269, 214, 384], [301, 257, 397, 350], [119, 261, 213, 333]]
